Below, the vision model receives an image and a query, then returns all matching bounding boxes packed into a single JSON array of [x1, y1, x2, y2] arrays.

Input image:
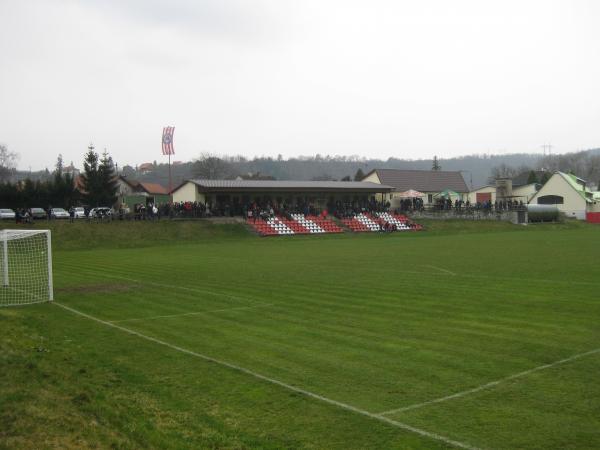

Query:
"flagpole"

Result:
[[168, 153, 172, 195]]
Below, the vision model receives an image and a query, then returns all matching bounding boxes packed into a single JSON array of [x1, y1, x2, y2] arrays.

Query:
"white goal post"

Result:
[[0, 229, 53, 306]]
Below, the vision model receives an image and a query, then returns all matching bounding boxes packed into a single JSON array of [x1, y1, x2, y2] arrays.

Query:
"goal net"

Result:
[[0, 230, 53, 306]]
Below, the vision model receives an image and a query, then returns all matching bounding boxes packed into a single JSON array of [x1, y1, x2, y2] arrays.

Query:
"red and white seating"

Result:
[[341, 212, 423, 232], [341, 213, 380, 232], [246, 217, 293, 236], [247, 214, 344, 236], [291, 214, 325, 233], [374, 212, 410, 230], [290, 214, 344, 234], [305, 215, 344, 234]]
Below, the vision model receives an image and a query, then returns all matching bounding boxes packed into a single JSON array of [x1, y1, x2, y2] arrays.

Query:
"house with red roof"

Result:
[[116, 176, 171, 209]]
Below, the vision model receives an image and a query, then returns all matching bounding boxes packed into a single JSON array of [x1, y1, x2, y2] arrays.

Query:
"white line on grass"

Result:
[[110, 302, 275, 323], [422, 265, 456, 276], [54, 301, 479, 450], [378, 346, 600, 416]]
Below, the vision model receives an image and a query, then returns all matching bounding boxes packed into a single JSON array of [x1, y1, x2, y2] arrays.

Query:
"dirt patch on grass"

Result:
[[57, 283, 139, 295]]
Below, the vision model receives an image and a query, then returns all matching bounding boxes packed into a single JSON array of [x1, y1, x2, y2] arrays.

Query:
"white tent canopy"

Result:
[[397, 189, 425, 198]]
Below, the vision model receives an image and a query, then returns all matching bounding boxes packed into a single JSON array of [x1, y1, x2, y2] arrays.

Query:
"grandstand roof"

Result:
[[364, 169, 469, 193], [179, 179, 393, 193]]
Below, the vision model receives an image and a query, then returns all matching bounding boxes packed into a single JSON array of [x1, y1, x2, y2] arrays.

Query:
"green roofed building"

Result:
[[529, 171, 600, 220]]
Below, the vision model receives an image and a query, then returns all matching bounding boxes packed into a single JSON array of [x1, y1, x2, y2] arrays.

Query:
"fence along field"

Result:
[[1, 222, 599, 449]]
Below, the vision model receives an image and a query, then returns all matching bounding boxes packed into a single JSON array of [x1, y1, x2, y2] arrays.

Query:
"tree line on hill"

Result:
[[116, 153, 544, 188], [0, 146, 119, 210], [184, 149, 600, 189], [3, 143, 600, 199]]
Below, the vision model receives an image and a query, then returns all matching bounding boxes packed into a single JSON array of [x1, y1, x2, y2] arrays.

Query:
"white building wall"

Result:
[[513, 184, 538, 203], [362, 172, 381, 184], [172, 182, 205, 204]]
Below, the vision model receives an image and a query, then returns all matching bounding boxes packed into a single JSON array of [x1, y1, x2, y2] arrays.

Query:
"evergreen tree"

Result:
[[341, 175, 351, 181], [354, 168, 365, 181], [81, 145, 101, 206], [52, 155, 65, 206], [527, 170, 538, 184], [432, 156, 441, 171], [55, 154, 64, 173], [98, 150, 119, 206]]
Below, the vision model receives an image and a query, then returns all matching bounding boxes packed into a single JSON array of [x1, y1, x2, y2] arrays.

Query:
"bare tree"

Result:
[[488, 163, 523, 182], [537, 150, 600, 184], [192, 153, 236, 179], [0, 144, 19, 182]]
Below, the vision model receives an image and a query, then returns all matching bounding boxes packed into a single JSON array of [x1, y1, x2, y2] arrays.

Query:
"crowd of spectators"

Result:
[[14, 209, 32, 224], [10, 195, 528, 224], [330, 199, 390, 219], [396, 197, 425, 212], [423, 197, 526, 214]]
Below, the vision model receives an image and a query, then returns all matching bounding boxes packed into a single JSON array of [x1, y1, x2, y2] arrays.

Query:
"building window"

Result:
[[428, 194, 433, 203], [538, 195, 564, 205]]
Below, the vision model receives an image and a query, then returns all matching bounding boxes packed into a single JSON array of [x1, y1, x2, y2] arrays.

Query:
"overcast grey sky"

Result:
[[1, 0, 599, 170]]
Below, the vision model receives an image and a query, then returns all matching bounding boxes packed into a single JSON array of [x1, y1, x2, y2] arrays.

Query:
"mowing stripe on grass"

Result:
[[110, 302, 276, 323], [378, 346, 600, 416], [54, 301, 480, 450], [107, 273, 264, 304]]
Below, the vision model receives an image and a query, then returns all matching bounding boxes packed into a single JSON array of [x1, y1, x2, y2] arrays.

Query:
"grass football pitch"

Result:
[[1, 221, 599, 449]]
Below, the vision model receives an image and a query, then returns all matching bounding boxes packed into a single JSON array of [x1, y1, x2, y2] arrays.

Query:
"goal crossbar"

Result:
[[0, 229, 53, 306]]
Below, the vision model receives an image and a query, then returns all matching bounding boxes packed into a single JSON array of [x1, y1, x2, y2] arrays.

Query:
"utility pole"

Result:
[[541, 143, 553, 156]]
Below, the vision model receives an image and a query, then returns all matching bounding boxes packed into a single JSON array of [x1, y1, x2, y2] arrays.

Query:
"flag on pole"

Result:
[[162, 126, 175, 155]]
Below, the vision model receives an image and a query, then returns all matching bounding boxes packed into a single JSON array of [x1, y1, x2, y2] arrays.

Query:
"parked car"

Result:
[[0, 209, 16, 220], [28, 207, 47, 220], [50, 208, 69, 219], [73, 207, 86, 219], [89, 207, 113, 218]]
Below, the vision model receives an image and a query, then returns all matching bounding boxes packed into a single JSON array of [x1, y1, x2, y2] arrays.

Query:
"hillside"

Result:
[[13, 148, 600, 190]]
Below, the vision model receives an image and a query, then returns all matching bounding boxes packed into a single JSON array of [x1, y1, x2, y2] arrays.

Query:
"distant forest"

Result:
[[11, 148, 600, 191]]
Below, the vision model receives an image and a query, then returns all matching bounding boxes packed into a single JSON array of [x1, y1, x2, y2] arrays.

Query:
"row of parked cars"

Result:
[[0, 207, 114, 220]]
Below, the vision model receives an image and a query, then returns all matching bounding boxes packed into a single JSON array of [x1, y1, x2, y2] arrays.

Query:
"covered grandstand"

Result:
[[170, 179, 423, 235], [171, 179, 394, 212]]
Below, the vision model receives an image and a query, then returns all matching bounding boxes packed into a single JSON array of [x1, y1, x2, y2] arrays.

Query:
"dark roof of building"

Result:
[[365, 169, 468, 192], [177, 179, 393, 193]]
